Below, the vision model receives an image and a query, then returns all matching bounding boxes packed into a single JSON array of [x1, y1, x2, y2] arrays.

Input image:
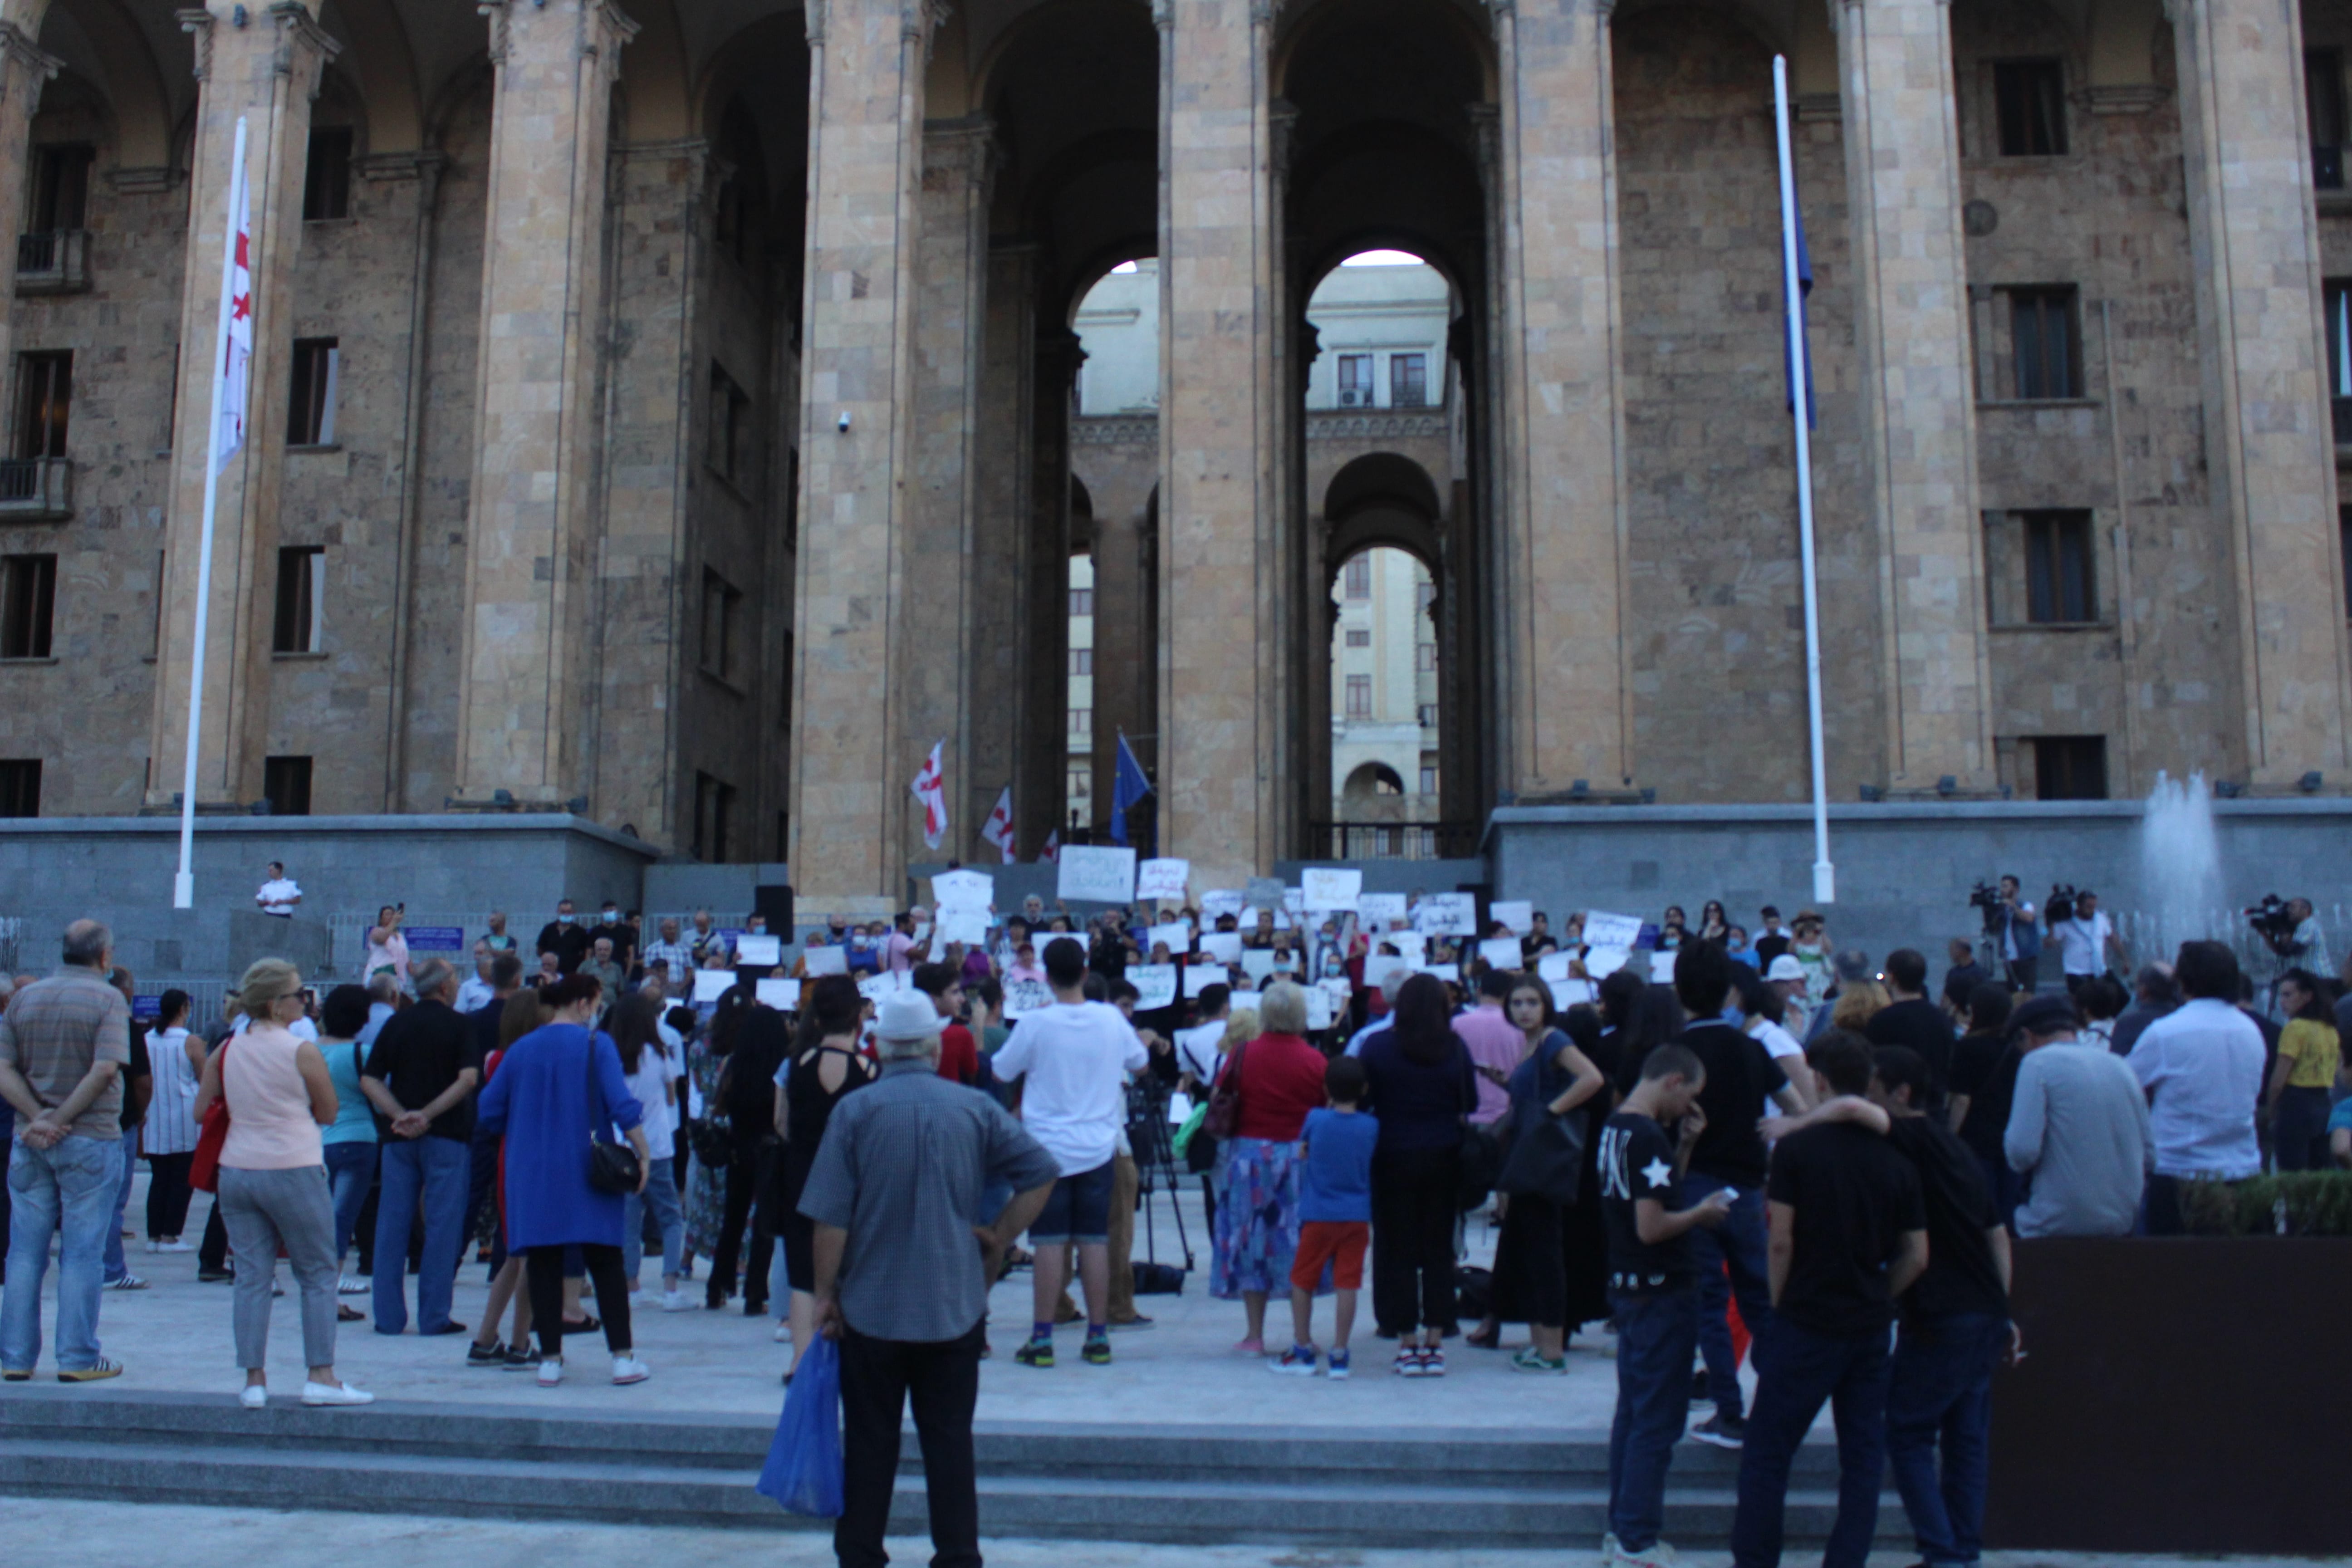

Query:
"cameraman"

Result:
[[2254, 897, 2330, 977], [1992, 875, 2043, 993], [2050, 889, 2127, 996]]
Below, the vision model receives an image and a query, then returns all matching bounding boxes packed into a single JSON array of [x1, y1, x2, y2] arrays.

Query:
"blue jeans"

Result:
[[371, 1135, 469, 1333], [1608, 1289, 1700, 1553], [1886, 1312, 2006, 1568], [1732, 1316, 1893, 1568], [103, 1134, 137, 1282], [1682, 1173, 1771, 1421], [624, 1157, 686, 1284], [3, 1137, 118, 1372], [323, 1141, 378, 1263]]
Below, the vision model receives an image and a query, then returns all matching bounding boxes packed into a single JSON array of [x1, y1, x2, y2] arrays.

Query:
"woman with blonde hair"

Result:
[[1208, 983, 1329, 1355], [193, 959, 372, 1407], [1830, 978, 1890, 1034]]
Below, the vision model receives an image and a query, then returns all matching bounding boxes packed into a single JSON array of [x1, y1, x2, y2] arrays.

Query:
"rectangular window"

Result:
[[2311, 51, 2347, 190], [1068, 707, 1091, 737], [700, 568, 741, 680], [1416, 642, 1437, 671], [693, 771, 736, 862], [0, 757, 38, 817], [1389, 353, 1429, 408], [272, 546, 323, 653], [262, 755, 313, 817], [1069, 648, 1093, 676], [1344, 674, 1372, 718], [1067, 765, 1093, 804], [1343, 556, 1372, 599], [1345, 627, 1370, 648], [28, 145, 92, 231], [2008, 288, 2081, 400], [14, 350, 70, 459], [286, 338, 338, 445], [1419, 752, 1439, 795], [709, 365, 750, 484], [302, 127, 353, 221], [1993, 59, 2068, 156], [1068, 588, 1094, 615], [2031, 735, 2108, 800], [0, 553, 57, 658], [2021, 510, 2095, 623], [1337, 353, 1375, 407], [1417, 702, 1437, 727]]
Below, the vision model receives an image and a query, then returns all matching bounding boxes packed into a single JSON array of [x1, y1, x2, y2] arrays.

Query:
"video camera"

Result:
[[2047, 884, 2080, 925], [1968, 880, 2006, 934], [2244, 894, 2300, 944]]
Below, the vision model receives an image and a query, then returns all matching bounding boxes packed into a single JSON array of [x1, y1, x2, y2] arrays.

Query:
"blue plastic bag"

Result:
[[755, 1336, 844, 1518]]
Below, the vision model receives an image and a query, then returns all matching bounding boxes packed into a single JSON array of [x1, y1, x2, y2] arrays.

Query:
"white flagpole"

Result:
[[1772, 59, 1834, 905], [175, 115, 247, 910]]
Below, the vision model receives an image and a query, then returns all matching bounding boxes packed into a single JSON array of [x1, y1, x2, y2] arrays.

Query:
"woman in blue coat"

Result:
[[476, 972, 652, 1387]]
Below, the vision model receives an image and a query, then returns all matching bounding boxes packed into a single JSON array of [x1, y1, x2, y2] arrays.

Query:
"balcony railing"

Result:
[[15, 230, 91, 294], [0, 457, 73, 520], [1308, 820, 1480, 861]]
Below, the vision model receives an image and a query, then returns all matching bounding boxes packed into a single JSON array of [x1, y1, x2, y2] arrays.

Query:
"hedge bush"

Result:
[[2176, 1171, 2352, 1237]]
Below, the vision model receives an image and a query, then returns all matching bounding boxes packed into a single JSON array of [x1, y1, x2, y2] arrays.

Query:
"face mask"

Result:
[[559, 913, 575, 924], [603, 911, 617, 923]]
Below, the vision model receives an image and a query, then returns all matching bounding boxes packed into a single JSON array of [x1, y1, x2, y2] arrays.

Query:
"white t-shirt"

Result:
[[1174, 1019, 1227, 1083], [991, 1000, 1149, 1175], [2054, 911, 2112, 976], [257, 878, 301, 915], [622, 1039, 676, 1161], [1747, 1017, 1806, 1118]]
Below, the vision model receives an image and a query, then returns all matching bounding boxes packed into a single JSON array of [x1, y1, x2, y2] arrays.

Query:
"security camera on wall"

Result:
[[837, 410, 851, 432]]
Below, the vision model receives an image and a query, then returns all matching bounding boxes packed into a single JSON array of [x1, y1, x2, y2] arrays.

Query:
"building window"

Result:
[[692, 771, 736, 862], [14, 350, 71, 459], [2021, 510, 2095, 624], [708, 365, 750, 484], [1345, 628, 1370, 648], [2007, 288, 2081, 400], [1344, 674, 1372, 718], [303, 127, 353, 220], [1068, 707, 1091, 737], [0, 757, 38, 816], [1416, 642, 1436, 672], [1069, 648, 1093, 676], [1419, 752, 1439, 795], [1389, 353, 1428, 408], [286, 338, 338, 446], [1343, 556, 1371, 599], [701, 568, 741, 680], [28, 145, 91, 232], [1067, 764, 1093, 804], [1337, 354, 1374, 407], [262, 755, 313, 817], [2031, 735, 2108, 800], [1069, 588, 1094, 615], [272, 545, 323, 653], [1417, 702, 1437, 727], [2312, 52, 2347, 190], [0, 553, 57, 659], [1993, 59, 2067, 156]]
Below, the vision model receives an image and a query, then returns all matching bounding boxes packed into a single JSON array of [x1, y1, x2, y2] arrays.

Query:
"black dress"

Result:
[[778, 1043, 877, 1294], [1559, 1028, 1622, 1333]]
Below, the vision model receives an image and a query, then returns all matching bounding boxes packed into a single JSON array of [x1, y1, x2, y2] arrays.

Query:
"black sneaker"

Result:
[[1690, 1412, 1746, 1449], [466, 1340, 508, 1369], [1081, 1335, 1112, 1366], [1013, 1338, 1055, 1369], [198, 1267, 233, 1284], [501, 1346, 536, 1371]]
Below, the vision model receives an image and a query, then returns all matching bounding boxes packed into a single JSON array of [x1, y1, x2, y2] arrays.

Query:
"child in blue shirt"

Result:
[[1274, 1055, 1380, 1377]]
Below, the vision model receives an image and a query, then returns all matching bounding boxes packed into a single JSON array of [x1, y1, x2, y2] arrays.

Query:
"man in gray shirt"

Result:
[[2004, 995, 2149, 1238], [2106, 963, 2179, 1057], [803, 991, 1057, 1568]]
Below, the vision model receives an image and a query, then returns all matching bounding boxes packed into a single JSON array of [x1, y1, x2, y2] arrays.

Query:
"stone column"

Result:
[[146, 2, 339, 812], [907, 115, 992, 860], [447, 0, 632, 814], [1021, 327, 1082, 848], [1835, 0, 1993, 789], [1488, 0, 1633, 797], [2173, 0, 2351, 779], [0, 11, 60, 395], [969, 243, 1036, 856], [786, 0, 936, 907], [1156, 0, 1279, 886]]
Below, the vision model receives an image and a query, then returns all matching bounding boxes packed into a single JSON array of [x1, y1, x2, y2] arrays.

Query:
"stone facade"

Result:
[[1, 0, 2347, 916]]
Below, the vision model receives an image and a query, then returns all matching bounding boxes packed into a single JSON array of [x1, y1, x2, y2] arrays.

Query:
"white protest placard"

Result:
[[1301, 866, 1362, 912], [1357, 892, 1407, 928], [1043, 932, 1087, 963], [1549, 979, 1598, 1011], [755, 978, 801, 1011], [801, 944, 847, 977], [693, 969, 733, 1003], [1284, 887, 1306, 915], [1367, 956, 1413, 996], [1413, 892, 1479, 936], [1581, 910, 1645, 951], [1200, 889, 1246, 921], [1245, 877, 1286, 911], [1538, 951, 1576, 983], [857, 971, 910, 1004], [1583, 944, 1632, 978], [1490, 900, 1534, 935], [1478, 936, 1525, 972], [1135, 858, 1190, 902], [935, 907, 990, 949], [1387, 931, 1427, 967], [1198, 931, 1244, 965], [1002, 977, 1053, 1019], [734, 933, 781, 966], [1145, 921, 1192, 955], [1643, 949, 1675, 982], [1420, 961, 1460, 983], [931, 868, 994, 911], [1240, 948, 1277, 983], [1057, 844, 1137, 904], [1128, 964, 1179, 1012], [1304, 985, 1335, 1030]]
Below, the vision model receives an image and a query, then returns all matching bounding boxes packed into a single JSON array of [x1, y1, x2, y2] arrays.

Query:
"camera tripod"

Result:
[[1124, 1074, 1196, 1273]]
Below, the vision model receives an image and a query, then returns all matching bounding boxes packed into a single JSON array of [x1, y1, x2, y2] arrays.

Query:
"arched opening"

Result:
[[1328, 540, 1441, 849]]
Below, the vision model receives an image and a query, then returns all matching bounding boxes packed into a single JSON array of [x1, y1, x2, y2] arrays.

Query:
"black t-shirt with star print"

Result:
[[1598, 1109, 1693, 1296]]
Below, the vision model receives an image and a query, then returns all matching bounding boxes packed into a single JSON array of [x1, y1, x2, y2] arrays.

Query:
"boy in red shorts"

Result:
[[1273, 1056, 1378, 1378]]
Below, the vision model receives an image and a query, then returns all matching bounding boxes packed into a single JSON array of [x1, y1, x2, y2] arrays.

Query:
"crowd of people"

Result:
[[4, 869, 2349, 1568]]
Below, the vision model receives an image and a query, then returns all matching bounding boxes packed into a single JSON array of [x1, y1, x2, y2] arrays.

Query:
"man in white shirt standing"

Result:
[[254, 862, 301, 918], [2126, 940, 2264, 1235], [989, 937, 1148, 1369], [1173, 983, 1232, 1088], [2051, 890, 2127, 996]]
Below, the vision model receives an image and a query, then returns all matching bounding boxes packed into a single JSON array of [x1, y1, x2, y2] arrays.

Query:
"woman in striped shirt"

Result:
[[141, 989, 203, 1250]]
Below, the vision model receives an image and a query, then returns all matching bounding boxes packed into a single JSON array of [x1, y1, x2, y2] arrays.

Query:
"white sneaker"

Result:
[[1614, 1542, 1678, 1568], [156, 1240, 193, 1254], [301, 1380, 374, 1407], [611, 1355, 650, 1386], [1600, 1534, 1621, 1568], [336, 1276, 368, 1295], [537, 1358, 564, 1387], [662, 1290, 693, 1313], [772, 1318, 791, 1342], [239, 1385, 267, 1410]]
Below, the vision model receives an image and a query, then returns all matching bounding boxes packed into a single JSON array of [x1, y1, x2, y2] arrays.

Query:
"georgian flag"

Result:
[[911, 740, 949, 850], [214, 137, 253, 477], [1040, 831, 1059, 864], [980, 787, 1017, 864]]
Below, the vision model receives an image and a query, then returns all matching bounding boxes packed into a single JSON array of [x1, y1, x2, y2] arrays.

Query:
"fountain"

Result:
[[2137, 770, 2224, 967]]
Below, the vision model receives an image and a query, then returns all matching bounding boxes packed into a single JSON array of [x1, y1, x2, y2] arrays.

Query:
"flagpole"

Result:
[[175, 115, 248, 911], [1772, 59, 1833, 905]]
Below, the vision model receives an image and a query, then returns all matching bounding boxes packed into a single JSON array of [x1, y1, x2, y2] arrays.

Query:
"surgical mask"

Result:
[[559, 913, 575, 924], [603, 910, 617, 923]]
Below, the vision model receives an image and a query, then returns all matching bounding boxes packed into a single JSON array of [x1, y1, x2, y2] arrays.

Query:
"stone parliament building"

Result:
[[1, 0, 2350, 922]]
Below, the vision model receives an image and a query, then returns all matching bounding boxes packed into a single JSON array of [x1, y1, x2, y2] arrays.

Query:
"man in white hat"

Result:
[[801, 989, 1057, 1568]]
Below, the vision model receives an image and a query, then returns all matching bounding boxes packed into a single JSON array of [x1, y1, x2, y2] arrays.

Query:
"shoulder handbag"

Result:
[[584, 1034, 643, 1196], [1200, 1037, 1251, 1142], [1497, 1047, 1588, 1205], [1455, 1040, 1503, 1211], [189, 1040, 232, 1194]]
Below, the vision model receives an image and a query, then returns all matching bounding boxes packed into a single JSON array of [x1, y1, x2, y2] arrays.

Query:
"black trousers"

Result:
[[2005, 957, 2039, 994], [710, 1133, 777, 1309], [1371, 1145, 1461, 1337], [144, 1152, 196, 1239], [837, 1319, 985, 1568], [1494, 1191, 1566, 1329], [199, 1200, 229, 1271], [526, 1242, 632, 1360]]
